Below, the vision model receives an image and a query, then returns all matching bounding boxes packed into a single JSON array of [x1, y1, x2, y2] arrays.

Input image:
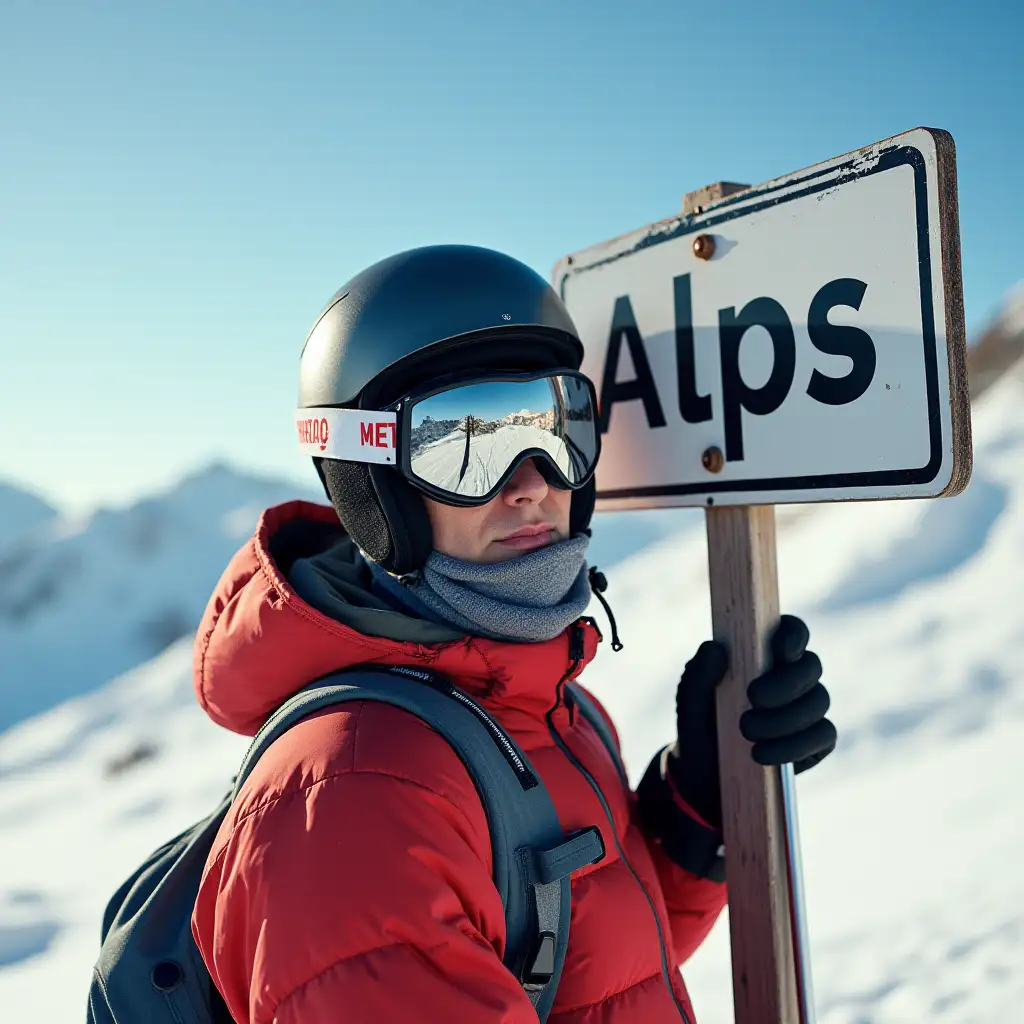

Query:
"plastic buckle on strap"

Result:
[[524, 931, 558, 986], [533, 826, 605, 885]]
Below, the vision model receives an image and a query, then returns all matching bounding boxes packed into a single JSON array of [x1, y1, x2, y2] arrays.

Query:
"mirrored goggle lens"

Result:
[[407, 375, 598, 499]]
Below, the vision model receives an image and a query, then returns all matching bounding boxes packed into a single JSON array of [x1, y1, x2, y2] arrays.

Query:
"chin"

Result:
[[493, 534, 559, 559]]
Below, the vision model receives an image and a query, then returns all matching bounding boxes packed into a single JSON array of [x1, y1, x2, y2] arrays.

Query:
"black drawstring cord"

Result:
[[588, 567, 623, 652]]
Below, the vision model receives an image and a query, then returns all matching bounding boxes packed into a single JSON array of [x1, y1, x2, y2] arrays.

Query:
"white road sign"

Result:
[[553, 127, 971, 510]]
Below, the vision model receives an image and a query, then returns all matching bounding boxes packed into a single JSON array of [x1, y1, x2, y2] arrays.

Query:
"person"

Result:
[[190, 245, 836, 1023]]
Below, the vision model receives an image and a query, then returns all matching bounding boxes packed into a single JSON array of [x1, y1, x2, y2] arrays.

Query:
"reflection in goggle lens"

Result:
[[408, 376, 597, 498]]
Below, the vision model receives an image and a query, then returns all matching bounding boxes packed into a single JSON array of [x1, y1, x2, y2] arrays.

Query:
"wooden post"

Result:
[[683, 180, 751, 214], [684, 179, 802, 1024], [706, 505, 798, 1023]]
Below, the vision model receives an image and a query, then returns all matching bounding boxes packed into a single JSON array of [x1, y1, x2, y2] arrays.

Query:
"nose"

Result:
[[501, 458, 549, 505]]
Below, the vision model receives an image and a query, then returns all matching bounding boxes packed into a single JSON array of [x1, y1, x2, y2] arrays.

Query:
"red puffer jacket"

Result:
[[191, 501, 726, 1023]]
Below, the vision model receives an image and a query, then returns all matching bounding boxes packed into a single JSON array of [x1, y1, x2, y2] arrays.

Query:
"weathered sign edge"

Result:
[[928, 128, 973, 497], [552, 126, 973, 508]]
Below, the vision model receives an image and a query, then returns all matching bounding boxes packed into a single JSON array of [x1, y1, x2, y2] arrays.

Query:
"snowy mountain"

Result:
[[0, 483, 59, 555], [968, 284, 1024, 399], [502, 409, 556, 429], [0, 463, 319, 733], [0, 456, 690, 735], [3, 350, 1024, 1020]]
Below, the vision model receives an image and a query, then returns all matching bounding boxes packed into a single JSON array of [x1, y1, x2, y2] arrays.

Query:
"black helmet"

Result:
[[299, 244, 597, 575]]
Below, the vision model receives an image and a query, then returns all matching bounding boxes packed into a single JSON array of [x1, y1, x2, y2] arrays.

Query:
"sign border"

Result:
[[558, 133, 968, 504]]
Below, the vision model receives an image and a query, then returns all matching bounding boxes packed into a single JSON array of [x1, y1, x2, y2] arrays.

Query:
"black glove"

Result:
[[665, 614, 837, 832]]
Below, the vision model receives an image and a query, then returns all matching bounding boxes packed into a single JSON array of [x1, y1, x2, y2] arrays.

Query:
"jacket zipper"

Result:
[[545, 623, 692, 1024]]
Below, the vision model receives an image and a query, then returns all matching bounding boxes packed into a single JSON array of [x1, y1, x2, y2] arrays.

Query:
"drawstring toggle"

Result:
[[588, 567, 623, 652]]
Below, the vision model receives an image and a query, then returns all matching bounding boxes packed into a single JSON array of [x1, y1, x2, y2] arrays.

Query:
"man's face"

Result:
[[423, 457, 572, 564]]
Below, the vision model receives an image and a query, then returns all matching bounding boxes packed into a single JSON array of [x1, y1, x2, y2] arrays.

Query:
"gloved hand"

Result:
[[665, 614, 837, 832]]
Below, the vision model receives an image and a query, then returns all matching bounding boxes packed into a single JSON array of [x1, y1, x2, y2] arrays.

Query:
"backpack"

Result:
[[86, 664, 622, 1024]]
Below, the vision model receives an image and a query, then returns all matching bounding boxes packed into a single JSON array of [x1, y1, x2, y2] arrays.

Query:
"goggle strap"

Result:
[[294, 408, 397, 464]]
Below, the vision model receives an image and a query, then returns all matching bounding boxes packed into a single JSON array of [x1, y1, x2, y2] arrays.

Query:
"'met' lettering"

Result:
[[360, 421, 396, 448]]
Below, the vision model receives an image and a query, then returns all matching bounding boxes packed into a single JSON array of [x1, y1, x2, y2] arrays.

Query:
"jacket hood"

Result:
[[193, 500, 600, 736]]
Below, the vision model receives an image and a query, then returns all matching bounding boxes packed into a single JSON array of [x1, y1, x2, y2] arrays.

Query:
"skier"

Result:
[[190, 245, 836, 1023]]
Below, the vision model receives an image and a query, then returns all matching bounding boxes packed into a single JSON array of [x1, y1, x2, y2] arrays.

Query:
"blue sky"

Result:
[[411, 376, 589, 425], [1, 0, 1021, 513], [413, 380, 553, 426]]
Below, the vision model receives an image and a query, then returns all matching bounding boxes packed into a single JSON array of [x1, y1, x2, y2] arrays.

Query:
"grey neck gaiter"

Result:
[[406, 533, 592, 643]]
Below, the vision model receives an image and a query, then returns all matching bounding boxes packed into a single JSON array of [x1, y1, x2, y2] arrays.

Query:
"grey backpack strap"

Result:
[[566, 682, 629, 788], [234, 666, 604, 1022]]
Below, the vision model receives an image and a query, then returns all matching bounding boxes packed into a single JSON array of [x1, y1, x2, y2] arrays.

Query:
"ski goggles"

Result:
[[295, 370, 601, 505]]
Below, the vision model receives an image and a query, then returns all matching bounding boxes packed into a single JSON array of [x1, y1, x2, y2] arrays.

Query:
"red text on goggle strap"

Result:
[[297, 417, 330, 451], [360, 421, 397, 448]]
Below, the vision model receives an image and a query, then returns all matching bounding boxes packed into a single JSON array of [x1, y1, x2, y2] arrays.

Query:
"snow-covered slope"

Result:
[[582, 357, 1024, 1022], [3, 361, 1024, 1020], [0, 637, 249, 1008], [0, 463, 319, 733]]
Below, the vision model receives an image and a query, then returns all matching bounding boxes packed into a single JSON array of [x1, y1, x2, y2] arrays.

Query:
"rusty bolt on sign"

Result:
[[692, 234, 716, 260], [701, 446, 725, 473]]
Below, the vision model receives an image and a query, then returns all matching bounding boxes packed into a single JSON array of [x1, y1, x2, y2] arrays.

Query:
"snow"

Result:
[[582, 358, 1024, 1022], [3, 358, 1024, 1019], [0, 462, 319, 733], [411, 424, 578, 494]]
